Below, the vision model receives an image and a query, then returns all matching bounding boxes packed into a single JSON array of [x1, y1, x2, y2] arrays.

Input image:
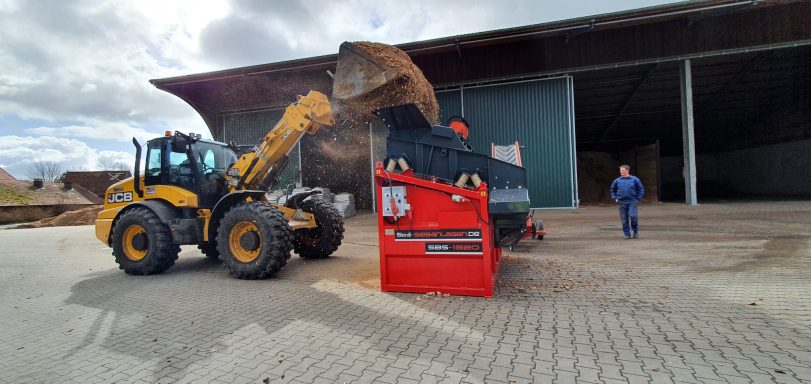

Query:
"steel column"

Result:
[[680, 60, 698, 205]]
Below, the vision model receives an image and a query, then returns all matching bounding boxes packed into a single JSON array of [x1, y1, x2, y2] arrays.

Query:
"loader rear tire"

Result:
[[217, 202, 292, 279], [198, 242, 220, 260], [293, 198, 344, 259], [111, 207, 179, 275]]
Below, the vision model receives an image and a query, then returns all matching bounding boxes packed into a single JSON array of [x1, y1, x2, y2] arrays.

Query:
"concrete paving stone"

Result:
[[773, 372, 805, 384], [727, 357, 768, 374], [741, 371, 774, 383], [556, 370, 579, 384], [599, 361, 627, 380], [509, 362, 533, 379], [640, 356, 668, 372], [435, 349, 457, 364], [615, 348, 641, 362], [306, 377, 336, 384], [686, 363, 724, 381], [577, 366, 602, 383], [440, 370, 467, 384], [493, 352, 513, 368], [624, 373, 655, 384], [782, 365, 811, 381], [555, 356, 578, 373], [400, 362, 430, 381], [698, 348, 730, 363], [668, 366, 704, 384], [534, 347, 555, 361], [783, 349, 811, 365], [291, 366, 327, 383], [333, 372, 361, 383], [464, 367, 490, 383], [619, 359, 649, 377], [771, 352, 811, 369], [450, 357, 474, 372], [375, 367, 406, 384], [391, 355, 417, 370], [596, 350, 621, 366], [531, 360, 555, 377], [575, 353, 600, 370], [601, 378, 631, 384], [471, 356, 495, 372], [174, 372, 206, 384]]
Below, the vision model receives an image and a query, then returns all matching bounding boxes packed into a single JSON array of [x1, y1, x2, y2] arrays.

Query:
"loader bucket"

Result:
[[332, 41, 401, 101]]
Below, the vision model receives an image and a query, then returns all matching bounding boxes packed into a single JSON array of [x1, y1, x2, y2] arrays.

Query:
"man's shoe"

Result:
[[624, 235, 631, 240], [632, 232, 639, 239]]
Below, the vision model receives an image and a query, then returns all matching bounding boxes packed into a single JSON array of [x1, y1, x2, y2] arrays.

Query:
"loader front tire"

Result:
[[217, 202, 292, 279], [111, 207, 179, 275], [293, 198, 344, 259]]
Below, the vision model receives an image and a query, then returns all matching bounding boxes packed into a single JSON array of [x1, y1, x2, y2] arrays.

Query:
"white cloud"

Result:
[[0, 135, 134, 178], [0, 1, 213, 128], [26, 123, 160, 143], [96, 150, 137, 170]]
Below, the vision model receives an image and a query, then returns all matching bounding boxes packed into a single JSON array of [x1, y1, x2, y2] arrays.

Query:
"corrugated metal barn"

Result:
[[152, 0, 811, 209]]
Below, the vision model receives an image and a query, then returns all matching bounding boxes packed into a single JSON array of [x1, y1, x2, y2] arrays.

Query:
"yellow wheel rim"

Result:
[[122, 224, 147, 261], [229, 221, 262, 263]]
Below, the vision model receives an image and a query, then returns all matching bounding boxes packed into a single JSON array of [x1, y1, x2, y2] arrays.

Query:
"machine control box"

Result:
[[381, 186, 409, 217]]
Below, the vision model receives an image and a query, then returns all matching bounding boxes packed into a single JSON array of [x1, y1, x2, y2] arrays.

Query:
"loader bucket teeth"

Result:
[[332, 41, 400, 101]]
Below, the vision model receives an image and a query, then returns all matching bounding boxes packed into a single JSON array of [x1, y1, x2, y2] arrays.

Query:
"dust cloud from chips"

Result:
[[304, 41, 440, 208]]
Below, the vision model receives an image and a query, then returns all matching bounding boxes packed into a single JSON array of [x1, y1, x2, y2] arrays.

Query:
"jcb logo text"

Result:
[[107, 192, 133, 203]]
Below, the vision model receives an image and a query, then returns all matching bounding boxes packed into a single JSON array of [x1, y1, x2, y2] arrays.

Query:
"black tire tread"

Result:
[[293, 198, 345, 259], [111, 207, 179, 275], [197, 242, 220, 260], [217, 202, 292, 279]]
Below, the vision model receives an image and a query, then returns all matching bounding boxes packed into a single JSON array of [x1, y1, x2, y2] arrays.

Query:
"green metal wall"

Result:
[[219, 108, 301, 190], [436, 90, 463, 125], [436, 77, 577, 208]]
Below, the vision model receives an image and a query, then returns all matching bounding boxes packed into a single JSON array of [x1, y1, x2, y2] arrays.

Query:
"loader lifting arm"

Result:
[[226, 91, 335, 192]]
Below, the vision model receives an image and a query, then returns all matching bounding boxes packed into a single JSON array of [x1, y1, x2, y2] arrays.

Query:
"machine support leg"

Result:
[[680, 59, 698, 206]]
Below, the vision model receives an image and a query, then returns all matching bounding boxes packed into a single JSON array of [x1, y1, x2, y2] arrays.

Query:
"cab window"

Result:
[[167, 148, 196, 190], [144, 141, 163, 186]]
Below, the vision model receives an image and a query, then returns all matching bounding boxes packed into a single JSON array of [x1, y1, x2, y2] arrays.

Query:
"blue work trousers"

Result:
[[618, 201, 639, 236]]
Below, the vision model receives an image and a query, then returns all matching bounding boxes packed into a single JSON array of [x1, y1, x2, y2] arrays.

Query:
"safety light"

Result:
[[165, 130, 172, 136]]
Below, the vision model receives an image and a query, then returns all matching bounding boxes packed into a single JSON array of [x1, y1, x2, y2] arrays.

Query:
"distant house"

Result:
[[62, 171, 132, 198], [0, 167, 16, 184]]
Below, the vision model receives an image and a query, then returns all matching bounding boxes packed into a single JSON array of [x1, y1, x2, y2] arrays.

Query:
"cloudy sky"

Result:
[[0, 0, 676, 179]]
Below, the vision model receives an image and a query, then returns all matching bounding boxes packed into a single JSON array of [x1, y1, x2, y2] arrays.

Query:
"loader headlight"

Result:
[[227, 168, 240, 177]]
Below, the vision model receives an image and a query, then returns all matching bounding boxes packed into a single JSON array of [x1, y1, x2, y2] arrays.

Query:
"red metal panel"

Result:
[[375, 166, 499, 297]]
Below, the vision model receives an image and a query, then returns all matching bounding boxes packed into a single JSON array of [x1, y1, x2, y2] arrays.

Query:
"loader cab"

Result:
[[144, 133, 237, 208]]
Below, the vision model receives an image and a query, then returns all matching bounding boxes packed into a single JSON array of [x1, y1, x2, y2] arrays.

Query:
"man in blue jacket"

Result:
[[610, 164, 645, 239]]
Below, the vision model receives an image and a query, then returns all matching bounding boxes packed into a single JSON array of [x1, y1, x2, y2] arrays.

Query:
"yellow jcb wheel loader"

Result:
[[94, 42, 395, 278]]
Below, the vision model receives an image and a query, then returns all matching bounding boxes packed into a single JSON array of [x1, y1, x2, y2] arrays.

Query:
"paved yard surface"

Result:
[[1, 201, 810, 383]]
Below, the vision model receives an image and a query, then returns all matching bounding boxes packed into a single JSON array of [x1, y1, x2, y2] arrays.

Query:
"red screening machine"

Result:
[[373, 105, 543, 297]]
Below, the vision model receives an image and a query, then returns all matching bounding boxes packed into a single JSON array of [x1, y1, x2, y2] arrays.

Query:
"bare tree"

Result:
[[97, 158, 129, 171], [26, 161, 64, 182]]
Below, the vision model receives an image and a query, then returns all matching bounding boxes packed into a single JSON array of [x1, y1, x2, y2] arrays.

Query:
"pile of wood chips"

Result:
[[17, 205, 102, 228], [336, 41, 439, 125]]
